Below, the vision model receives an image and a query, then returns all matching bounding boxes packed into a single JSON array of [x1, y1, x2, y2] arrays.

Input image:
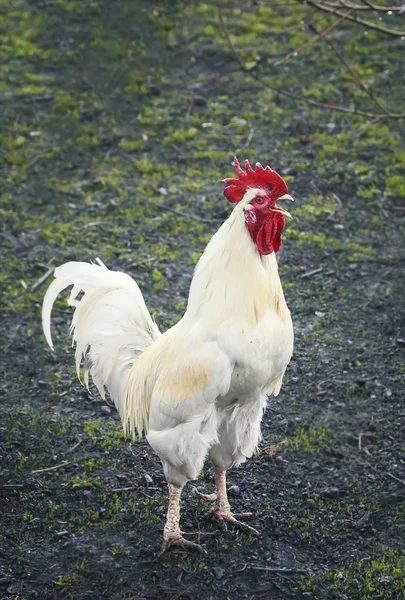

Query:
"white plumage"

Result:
[[42, 184, 294, 553], [42, 258, 160, 430]]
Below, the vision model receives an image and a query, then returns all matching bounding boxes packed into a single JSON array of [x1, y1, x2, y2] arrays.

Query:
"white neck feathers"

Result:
[[185, 201, 288, 330]]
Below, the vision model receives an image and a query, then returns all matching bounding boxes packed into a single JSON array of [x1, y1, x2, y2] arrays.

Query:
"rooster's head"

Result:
[[223, 157, 293, 255]]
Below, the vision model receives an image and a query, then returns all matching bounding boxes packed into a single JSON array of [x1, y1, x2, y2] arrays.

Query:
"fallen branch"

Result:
[[32, 462, 70, 474], [303, 0, 405, 37]]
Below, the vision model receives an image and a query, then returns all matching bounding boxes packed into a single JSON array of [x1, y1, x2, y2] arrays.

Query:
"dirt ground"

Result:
[[1, 1, 405, 599]]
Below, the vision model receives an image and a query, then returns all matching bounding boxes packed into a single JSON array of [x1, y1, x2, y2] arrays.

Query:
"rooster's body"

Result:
[[42, 158, 294, 553]]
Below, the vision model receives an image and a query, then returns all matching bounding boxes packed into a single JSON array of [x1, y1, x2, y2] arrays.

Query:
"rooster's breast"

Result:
[[213, 307, 293, 401]]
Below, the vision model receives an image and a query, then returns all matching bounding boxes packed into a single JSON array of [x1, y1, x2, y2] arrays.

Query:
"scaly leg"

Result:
[[201, 471, 259, 535], [159, 483, 207, 555]]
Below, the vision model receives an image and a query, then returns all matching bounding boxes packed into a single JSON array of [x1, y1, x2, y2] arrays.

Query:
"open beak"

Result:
[[272, 194, 294, 219]]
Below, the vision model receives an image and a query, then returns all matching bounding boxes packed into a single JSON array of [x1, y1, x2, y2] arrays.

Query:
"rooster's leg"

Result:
[[159, 483, 207, 555], [202, 471, 259, 535]]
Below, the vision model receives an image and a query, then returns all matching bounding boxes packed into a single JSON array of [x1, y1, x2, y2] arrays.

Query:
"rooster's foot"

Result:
[[207, 509, 259, 536], [159, 535, 208, 556]]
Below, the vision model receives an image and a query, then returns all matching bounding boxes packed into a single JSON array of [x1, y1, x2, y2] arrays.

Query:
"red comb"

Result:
[[223, 157, 288, 204]]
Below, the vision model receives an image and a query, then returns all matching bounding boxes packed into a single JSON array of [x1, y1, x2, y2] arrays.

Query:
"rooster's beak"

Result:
[[272, 193, 294, 219]]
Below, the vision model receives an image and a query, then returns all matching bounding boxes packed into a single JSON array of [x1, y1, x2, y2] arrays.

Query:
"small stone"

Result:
[[306, 499, 316, 508], [228, 485, 240, 496], [158, 187, 167, 196], [101, 405, 111, 414], [211, 567, 224, 580], [281, 167, 296, 176], [55, 530, 69, 538], [232, 116, 247, 126], [299, 134, 312, 145], [320, 487, 343, 499], [192, 95, 207, 107], [396, 338, 405, 346], [144, 474, 153, 484]]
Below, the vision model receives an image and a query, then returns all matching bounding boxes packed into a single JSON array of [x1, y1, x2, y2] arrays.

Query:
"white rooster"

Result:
[[42, 157, 294, 554]]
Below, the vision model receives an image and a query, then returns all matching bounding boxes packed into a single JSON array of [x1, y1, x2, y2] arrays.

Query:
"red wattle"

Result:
[[250, 213, 285, 255]]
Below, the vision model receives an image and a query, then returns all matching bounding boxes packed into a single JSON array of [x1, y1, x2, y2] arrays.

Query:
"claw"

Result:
[[159, 535, 208, 556], [199, 491, 218, 502], [230, 519, 259, 536], [207, 509, 259, 536], [208, 511, 231, 535]]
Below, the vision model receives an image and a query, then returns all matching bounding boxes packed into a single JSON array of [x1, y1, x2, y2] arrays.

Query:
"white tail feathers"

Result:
[[42, 258, 160, 436]]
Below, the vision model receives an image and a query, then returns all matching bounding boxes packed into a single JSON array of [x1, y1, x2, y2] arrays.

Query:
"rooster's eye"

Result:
[[256, 197, 264, 204]]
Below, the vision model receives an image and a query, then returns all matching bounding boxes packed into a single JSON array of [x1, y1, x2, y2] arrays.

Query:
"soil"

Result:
[[1, 2, 405, 599]]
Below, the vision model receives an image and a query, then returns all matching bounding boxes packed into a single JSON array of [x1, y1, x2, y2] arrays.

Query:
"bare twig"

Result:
[[27, 152, 47, 169], [35, 257, 55, 269], [303, 0, 405, 37], [300, 267, 323, 278], [357, 431, 373, 455], [386, 472, 405, 486], [0, 484, 24, 488], [309, 24, 392, 116], [66, 441, 82, 454], [218, 9, 405, 120], [110, 486, 154, 499], [243, 127, 255, 149], [249, 566, 315, 573], [275, 8, 354, 66], [82, 221, 104, 229], [32, 462, 70, 474], [313, 0, 405, 13], [30, 267, 54, 292], [354, 511, 371, 528], [25, 94, 54, 103]]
